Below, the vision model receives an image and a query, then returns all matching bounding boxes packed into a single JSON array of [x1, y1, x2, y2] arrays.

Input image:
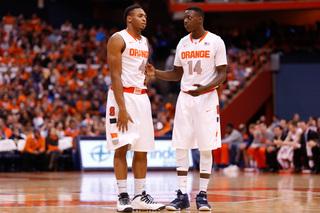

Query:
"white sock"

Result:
[[117, 179, 127, 194], [178, 175, 187, 194], [199, 178, 209, 192], [134, 178, 146, 196]]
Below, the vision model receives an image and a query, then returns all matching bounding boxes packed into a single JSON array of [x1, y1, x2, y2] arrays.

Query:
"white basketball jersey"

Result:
[[174, 31, 227, 91], [115, 29, 149, 89]]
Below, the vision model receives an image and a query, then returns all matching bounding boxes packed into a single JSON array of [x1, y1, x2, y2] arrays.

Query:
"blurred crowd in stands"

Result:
[[215, 114, 320, 174], [0, 12, 319, 172]]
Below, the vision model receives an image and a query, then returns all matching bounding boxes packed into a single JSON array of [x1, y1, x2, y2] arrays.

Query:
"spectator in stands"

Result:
[[292, 113, 300, 123], [0, 117, 12, 139], [65, 119, 79, 138], [239, 124, 249, 142], [312, 117, 320, 174], [46, 127, 61, 171], [78, 123, 93, 136], [239, 123, 255, 168], [247, 122, 274, 170], [9, 126, 25, 145], [32, 106, 44, 128], [308, 116, 318, 132], [95, 25, 107, 43], [221, 123, 243, 168], [76, 90, 91, 114], [259, 115, 266, 124], [154, 113, 172, 136], [275, 121, 302, 171], [280, 118, 288, 135], [269, 115, 280, 131], [294, 121, 318, 173], [22, 128, 46, 171], [266, 126, 286, 172], [3, 12, 15, 34], [60, 20, 73, 35], [317, 117, 320, 137], [21, 119, 33, 136], [55, 121, 65, 139]]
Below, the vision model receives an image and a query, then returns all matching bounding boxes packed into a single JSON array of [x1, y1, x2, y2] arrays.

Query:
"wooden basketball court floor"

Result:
[[0, 171, 319, 213]]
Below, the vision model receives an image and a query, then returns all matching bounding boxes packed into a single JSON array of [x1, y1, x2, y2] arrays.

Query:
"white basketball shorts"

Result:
[[172, 90, 222, 151], [106, 89, 154, 152]]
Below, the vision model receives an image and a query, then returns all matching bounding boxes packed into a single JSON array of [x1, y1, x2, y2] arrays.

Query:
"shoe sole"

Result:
[[198, 206, 211, 211], [133, 206, 165, 211], [165, 206, 190, 211], [117, 207, 133, 212]]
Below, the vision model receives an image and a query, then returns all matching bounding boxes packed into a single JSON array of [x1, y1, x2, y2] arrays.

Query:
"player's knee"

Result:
[[200, 150, 212, 174], [176, 149, 189, 172], [115, 145, 129, 158], [133, 151, 147, 161]]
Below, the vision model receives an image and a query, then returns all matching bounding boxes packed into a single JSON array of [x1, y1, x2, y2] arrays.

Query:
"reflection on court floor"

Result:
[[0, 171, 319, 212]]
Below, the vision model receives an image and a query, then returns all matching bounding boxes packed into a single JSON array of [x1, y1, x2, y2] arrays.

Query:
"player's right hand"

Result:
[[117, 108, 134, 132], [145, 63, 155, 76]]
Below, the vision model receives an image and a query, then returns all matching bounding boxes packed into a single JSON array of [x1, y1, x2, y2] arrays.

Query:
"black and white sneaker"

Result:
[[196, 191, 211, 211], [165, 190, 190, 211], [131, 191, 165, 211], [117, 192, 133, 212]]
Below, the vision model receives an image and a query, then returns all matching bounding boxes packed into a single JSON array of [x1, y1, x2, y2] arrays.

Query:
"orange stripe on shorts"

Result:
[[111, 133, 118, 138], [216, 132, 218, 137]]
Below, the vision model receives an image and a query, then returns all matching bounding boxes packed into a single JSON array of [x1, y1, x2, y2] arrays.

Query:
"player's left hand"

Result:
[[187, 84, 207, 96]]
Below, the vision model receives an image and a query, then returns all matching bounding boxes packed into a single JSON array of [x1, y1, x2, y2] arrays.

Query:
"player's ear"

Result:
[[127, 16, 132, 23]]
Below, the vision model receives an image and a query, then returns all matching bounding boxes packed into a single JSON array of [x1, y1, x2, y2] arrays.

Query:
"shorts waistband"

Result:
[[182, 88, 215, 95], [110, 86, 146, 95]]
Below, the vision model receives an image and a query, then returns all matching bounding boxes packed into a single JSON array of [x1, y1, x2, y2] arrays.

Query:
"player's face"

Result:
[[184, 10, 201, 32], [129, 8, 147, 30]]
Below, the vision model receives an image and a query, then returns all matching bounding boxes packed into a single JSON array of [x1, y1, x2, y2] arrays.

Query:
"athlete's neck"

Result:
[[126, 27, 142, 40], [191, 28, 206, 40]]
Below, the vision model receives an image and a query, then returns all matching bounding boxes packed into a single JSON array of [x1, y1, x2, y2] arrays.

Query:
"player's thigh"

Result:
[[136, 94, 154, 149], [195, 91, 220, 149], [172, 93, 195, 145]]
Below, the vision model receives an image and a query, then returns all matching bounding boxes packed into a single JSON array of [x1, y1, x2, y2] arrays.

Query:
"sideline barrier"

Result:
[[75, 136, 193, 171]]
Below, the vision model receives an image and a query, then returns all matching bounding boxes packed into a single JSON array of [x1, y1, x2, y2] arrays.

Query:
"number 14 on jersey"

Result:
[[187, 60, 202, 75]]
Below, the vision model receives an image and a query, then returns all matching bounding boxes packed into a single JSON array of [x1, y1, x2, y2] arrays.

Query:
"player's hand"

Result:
[[187, 84, 207, 96], [117, 108, 134, 133], [145, 63, 155, 76]]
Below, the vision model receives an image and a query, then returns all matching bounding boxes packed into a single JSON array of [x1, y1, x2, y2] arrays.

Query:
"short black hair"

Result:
[[123, 5, 143, 22], [226, 123, 234, 129], [186, 6, 204, 18], [275, 125, 283, 130]]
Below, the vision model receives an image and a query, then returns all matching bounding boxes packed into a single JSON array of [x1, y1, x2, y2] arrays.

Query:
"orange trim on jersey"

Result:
[[199, 31, 209, 43], [110, 86, 146, 95], [125, 29, 142, 42], [110, 133, 118, 138], [183, 88, 215, 95], [190, 31, 209, 43]]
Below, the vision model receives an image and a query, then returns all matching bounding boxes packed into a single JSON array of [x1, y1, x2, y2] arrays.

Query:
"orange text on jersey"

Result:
[[181, 50, 210, 59], [129, 49, 149, 58]]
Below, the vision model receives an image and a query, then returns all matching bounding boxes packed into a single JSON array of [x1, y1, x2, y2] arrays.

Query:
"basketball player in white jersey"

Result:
[[106, 5, 164, 212], [146, 6, 227, 211]]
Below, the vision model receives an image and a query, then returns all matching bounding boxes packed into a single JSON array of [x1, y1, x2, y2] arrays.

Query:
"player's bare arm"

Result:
[[146, 63, 183, 81], [188, 64, 227, 97], [107, 34, 133, 133]]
